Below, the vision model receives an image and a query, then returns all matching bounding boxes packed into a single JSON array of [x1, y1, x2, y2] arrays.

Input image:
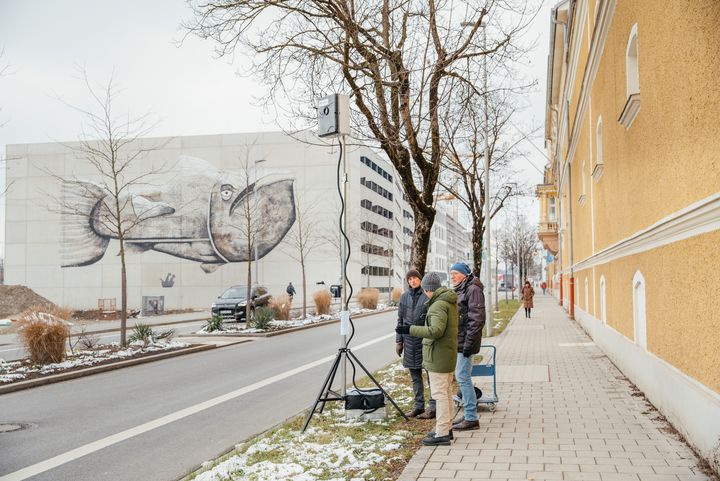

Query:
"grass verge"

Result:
[[490, 299, 521, 337], [183, 362, 436, 481]]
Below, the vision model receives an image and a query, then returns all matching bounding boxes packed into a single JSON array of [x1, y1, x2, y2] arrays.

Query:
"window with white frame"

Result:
[[599, 276, 607, 324], [626, 24, 640, 96], [632, 271, 647, 349], [549, 197, 557, 221], [619, 24, 641, 128], [592, 116, 604, 181]]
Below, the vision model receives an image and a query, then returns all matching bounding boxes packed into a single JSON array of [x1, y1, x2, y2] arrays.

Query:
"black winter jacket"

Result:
[[454, 273, 485, 354], [396, 286, 428, 369]]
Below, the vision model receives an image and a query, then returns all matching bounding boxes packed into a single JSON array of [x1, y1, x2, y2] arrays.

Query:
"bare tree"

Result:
[[55, 72, 169, 346], [185, 0, 533, 273], [282, 193, 323, 319]]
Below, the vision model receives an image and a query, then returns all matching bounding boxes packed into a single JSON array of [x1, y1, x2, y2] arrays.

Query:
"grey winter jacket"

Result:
[[454, 273, 485, 354], [396, 286, 428, 369]]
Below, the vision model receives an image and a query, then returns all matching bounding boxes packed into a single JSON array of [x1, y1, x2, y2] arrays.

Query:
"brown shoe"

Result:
[[417, 410, 436, 420], [405, 408, 425, 418], [452, 419, 480, 431]]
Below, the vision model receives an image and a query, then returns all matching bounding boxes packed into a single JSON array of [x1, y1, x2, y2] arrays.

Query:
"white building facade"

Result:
[[4, 131, 413, 310]]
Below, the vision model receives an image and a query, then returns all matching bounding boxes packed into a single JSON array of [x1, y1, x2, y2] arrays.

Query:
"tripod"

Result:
[[301, 344, 408, 432]]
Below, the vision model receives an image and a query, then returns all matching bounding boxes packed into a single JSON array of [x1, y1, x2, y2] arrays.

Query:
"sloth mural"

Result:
[[60, 155, 296, 273]]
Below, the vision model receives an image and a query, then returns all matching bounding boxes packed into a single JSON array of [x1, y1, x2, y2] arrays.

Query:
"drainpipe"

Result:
[[565, 100, 575, 320]]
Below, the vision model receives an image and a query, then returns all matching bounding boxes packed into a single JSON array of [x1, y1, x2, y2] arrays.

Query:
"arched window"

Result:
[[599, 275, 607, 324], [632, 271, 647, 349], [585, 277, 589, 313], [592, 116, 604, 180], [626, 24, 640, 96]]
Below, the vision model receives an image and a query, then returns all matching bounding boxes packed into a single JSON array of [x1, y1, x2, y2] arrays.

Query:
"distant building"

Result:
[[539, 0, 720, 473], [4, 131, 413, 309]]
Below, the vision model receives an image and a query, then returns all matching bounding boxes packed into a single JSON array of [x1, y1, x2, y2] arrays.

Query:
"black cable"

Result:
[[335, 137, 356, 347]]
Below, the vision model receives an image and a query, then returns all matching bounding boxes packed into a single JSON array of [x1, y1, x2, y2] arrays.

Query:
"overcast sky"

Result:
[[0, 0, 553, 257]]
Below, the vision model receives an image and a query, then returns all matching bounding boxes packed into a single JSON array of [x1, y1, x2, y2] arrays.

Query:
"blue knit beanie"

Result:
[[449, 262, 471, 276]]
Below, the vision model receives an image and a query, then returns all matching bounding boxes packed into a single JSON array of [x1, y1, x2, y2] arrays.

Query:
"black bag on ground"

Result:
[[345, 388, 385, 413], [456, 386, 483, 400]]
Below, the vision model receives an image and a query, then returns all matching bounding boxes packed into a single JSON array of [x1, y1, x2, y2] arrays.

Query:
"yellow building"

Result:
[[540, 0, 720, 473]]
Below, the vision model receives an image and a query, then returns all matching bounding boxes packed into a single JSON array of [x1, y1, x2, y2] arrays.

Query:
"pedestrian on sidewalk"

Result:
[[395, 269, 436, 420], [286, 282, 296, 301], [521, 281, 535, 318], [449, 261, 485, 431], [541, 281, 547, 295], [396, 272, 457, 446]]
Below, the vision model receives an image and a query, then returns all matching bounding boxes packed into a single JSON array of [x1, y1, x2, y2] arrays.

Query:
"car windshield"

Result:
[[220, 287, 248, 300]]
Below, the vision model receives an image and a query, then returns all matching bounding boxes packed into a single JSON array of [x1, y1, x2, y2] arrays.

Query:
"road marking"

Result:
[[0, 332, 395, 481]]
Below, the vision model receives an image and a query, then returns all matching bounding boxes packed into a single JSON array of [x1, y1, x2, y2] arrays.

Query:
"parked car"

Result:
[[210, 285, 271, 321]]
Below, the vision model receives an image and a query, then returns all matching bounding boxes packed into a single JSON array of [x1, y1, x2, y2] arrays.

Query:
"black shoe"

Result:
[[425, 430, 454, 440], [453, 419, 480, 431], [422, 433, 453, 446], [417, 410, 436, 419], [405, 408, 425, 418]]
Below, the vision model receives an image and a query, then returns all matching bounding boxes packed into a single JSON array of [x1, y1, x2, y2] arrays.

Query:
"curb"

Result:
[[0, 343, 224, 396], [182, 308, 398, 339], [68, 315, 210, 337]]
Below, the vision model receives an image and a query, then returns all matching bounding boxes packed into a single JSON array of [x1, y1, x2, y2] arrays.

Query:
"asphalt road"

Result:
[[0, 310, 401, 481]]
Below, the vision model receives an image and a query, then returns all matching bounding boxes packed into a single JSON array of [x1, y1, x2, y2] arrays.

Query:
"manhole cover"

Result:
[[0, 423, 29, 433]]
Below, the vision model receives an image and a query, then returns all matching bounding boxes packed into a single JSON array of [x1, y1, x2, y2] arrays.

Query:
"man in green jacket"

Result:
[[396, 271, 458, 446]]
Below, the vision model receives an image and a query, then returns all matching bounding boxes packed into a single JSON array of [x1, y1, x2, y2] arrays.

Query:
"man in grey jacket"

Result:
[[395, 269, 436, 419], [450, 261, 485, 431]]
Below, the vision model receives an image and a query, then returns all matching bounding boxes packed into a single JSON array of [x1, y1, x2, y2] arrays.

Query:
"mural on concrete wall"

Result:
[[60, 155, 296, 273]]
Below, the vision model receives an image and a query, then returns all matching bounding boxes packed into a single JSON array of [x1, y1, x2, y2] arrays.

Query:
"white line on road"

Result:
[[0, 332, 396, 481]]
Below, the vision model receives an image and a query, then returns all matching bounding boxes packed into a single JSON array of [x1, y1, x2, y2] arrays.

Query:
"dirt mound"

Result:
[[0, 285, 57, 319]]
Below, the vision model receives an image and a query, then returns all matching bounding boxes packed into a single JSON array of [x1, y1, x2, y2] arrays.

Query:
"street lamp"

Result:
[[254, 159, 267, 285]]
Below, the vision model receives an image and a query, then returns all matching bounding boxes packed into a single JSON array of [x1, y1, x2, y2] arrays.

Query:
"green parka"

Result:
[[409, 287, 458, 373]]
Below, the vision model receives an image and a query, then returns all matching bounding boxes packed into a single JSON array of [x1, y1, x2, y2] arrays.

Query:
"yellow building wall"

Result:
[[591, 0, 720, 252], [594, 230, 720, 392]]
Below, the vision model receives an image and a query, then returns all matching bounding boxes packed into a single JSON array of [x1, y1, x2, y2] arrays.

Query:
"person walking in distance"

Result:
[[449, 262, 485, 431], [521, 280, 535, 318], [396, 272, 458, 446], [541, 281, 547, 295], [286, 282, 296, 301], [395, 269, 436, 419]]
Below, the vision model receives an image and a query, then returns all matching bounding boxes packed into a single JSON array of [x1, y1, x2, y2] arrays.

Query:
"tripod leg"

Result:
[[320, 352, 342, 414], [302, 352, 342, 432], [347, 350, 409, 420]]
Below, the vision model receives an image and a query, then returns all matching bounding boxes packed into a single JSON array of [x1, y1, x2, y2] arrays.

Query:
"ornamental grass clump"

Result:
[[18, 306, 73, 364], [251, 307, 275, 330], [204, 315, 226, 332], [358, 288, 380, 309], [129, 323, 175, 346], [313, 290, 331, 315], [391, 287, 403, 305], [269, 294, 291, 320]]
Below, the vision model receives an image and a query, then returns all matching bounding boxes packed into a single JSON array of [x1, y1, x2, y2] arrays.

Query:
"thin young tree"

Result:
[[56, 72, 169, 346], [185, 0, 532, 273], [282, 193, 323, 319]]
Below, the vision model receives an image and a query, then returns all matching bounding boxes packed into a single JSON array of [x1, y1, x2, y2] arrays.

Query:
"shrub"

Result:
[[391, 287, 403, 305], [204, 315, 226, 333], [18, 306, 72, 364], [252, 307, 275, 330], [313, 290, 332, 315], [129, 323, 175, 346], [358, 288, 380, 309], [269, 294, 291, 320]]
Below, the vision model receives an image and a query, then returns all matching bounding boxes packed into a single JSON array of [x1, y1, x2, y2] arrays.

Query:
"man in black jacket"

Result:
[[450, 262, 485, 431], [395, 269, 436, 419]]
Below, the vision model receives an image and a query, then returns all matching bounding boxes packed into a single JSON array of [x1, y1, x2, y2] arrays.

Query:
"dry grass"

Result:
[[391, 287, 403, 304], [269, 294, 292, 320], [358, 288, 380, 309], [313, 290, 332, 315], [18, 305, 73, 364]]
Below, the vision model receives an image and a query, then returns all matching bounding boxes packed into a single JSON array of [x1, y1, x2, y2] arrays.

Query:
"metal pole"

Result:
[[483, 26, 493, 338], [340, 135, 348, 397]]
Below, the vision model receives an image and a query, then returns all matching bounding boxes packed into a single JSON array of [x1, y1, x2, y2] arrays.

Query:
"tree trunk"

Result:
[[411, 211, 435, 274], [470, 221, 484, 278], [246, 258, 252, 322], [301, 253, 307, 319], [120, 240, 127, 347]]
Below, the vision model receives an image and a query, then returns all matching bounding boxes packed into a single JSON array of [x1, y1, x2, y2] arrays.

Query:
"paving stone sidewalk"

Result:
[[398, 294, 715, 481]]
